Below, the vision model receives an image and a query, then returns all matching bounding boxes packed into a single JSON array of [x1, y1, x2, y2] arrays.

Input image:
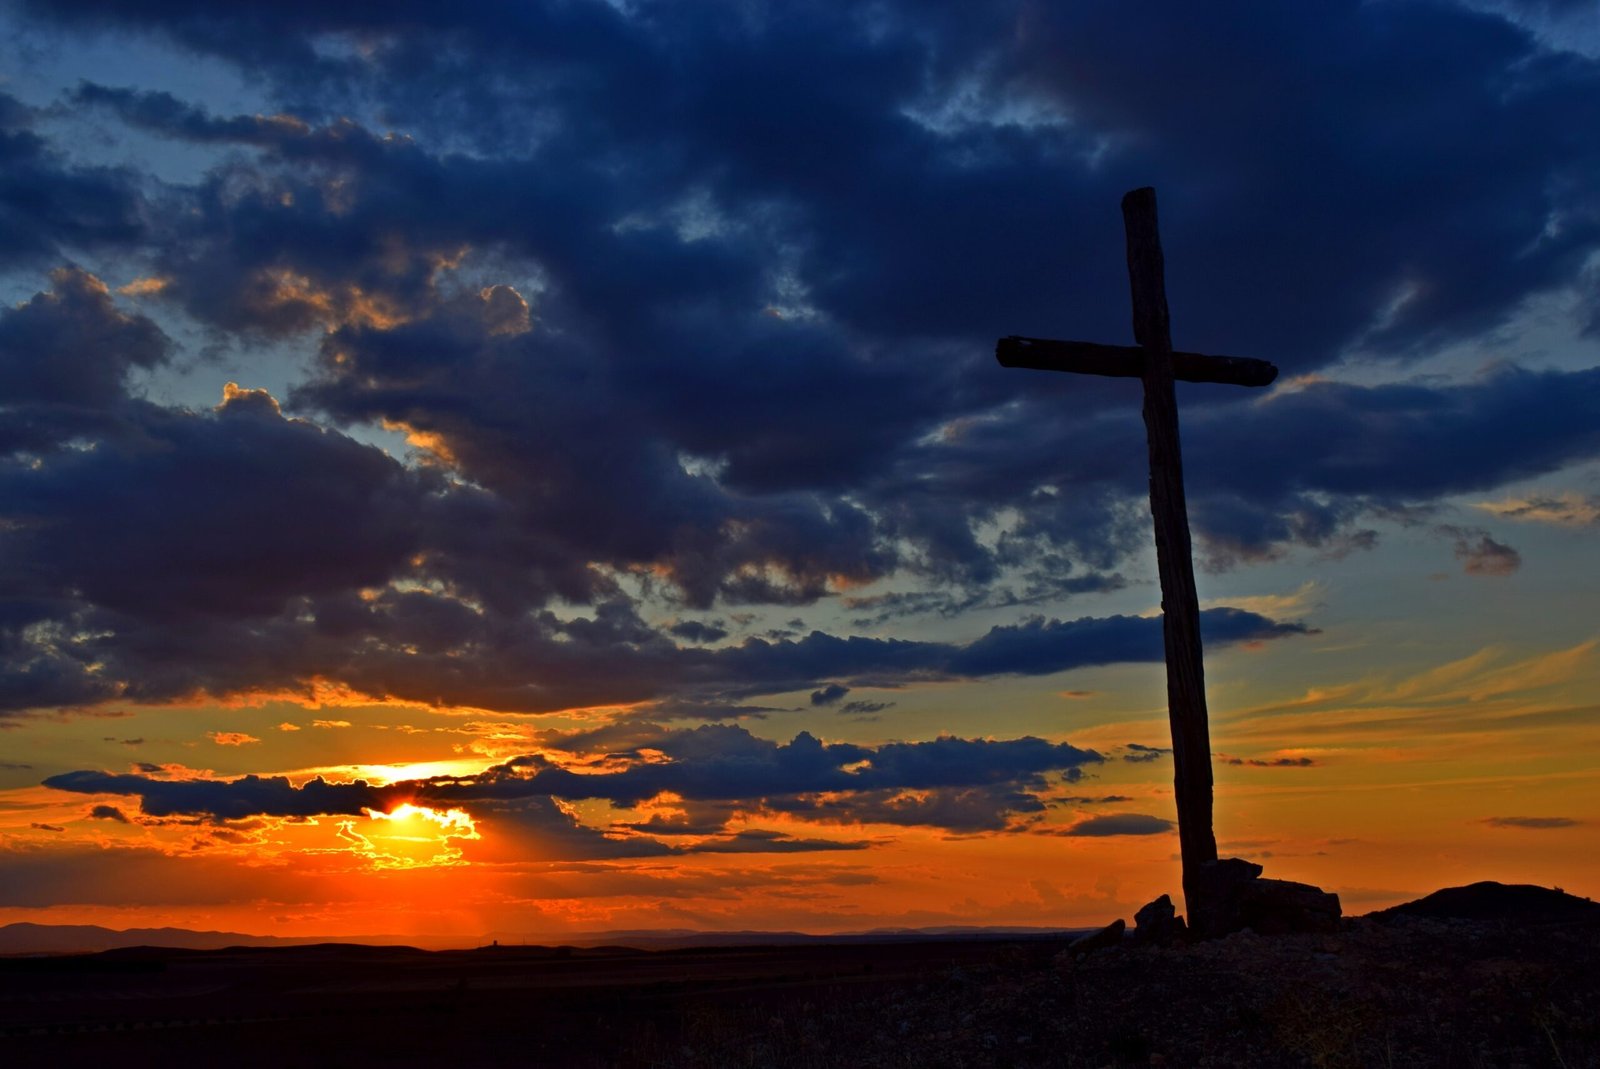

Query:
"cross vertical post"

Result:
[[995, 187, 1280, 936], [1121, 188, 1219, 928]]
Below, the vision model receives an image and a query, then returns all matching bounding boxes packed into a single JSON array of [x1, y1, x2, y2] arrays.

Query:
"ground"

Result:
[[3, 913, 1596, 1067]]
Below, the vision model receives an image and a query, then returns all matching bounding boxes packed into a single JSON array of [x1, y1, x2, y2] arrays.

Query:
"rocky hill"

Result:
[[637, 882, 1600, 1067], [1373, 880, 1600, 923]]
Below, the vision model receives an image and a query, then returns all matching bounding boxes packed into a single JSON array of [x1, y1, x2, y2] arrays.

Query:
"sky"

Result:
[[1, 0, 1598, 944]]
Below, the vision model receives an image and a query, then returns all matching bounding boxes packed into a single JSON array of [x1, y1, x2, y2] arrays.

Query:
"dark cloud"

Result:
[[1183, 370, 1600, 566], [635, 698, 783, 722], [1059, 813, 1176, 837], [496, 797, 860, 854], [809, 683, 849, 707], [0, 0, 1594, 721], [292, 304, 904, 609], [73, 82, 319, 148], [767, 781, 1067, 834], [616, 810, 733, 837], [838, 700, 895, 717], [945, 609, 1310, 678], [47, 770, 383, 821], [0, 93, 146, 266], [1013, 3, 1600, 359], [0, 266, 169, 414], [668, 620, 729, 645], [46, 726, 1103, 834], [1218, 754, 1319, 768], [0, 403, 1310, 723], [0, 276, 424, 652], [1479, 815, 1582, 829], [1122, 743, 1172, 764], [88, 804, 130, 822], [1439, 527, 1524, 576], [29, 823, 64, 832], [844, 572, 1130, 630], [482, 729, 1104, 810]]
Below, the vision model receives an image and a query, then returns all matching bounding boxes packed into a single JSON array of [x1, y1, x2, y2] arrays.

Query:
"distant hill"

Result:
[[19, 883, 1595, 958], [0, 923, 310, 956], [487, 925, 1083, 950], [1373, 881, 1600, 923], [0, 923, 436, 956], [3, 920, 1083, 956]]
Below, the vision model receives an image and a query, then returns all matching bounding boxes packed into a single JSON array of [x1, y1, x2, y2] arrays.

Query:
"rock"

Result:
[[1236, 878, 1341, 935], [1190, 857, 1341, 938], [1374, 881, 1600, 924], [1133, 894, 1188, 946], [1190, 858, 1264, 937], [1069, 918, 1126, 955], [1207, 857, 1265, 885]]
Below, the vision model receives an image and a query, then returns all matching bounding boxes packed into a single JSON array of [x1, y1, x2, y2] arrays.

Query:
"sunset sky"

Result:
[[2, 0, 1598, 945]]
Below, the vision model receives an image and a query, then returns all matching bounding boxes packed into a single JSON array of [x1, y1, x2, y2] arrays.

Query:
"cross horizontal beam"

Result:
[[997, 336, 1278, 389]]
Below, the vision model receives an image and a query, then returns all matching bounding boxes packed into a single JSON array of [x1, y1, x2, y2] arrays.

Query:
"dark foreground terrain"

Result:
[[4, 888, 1597, 1068]]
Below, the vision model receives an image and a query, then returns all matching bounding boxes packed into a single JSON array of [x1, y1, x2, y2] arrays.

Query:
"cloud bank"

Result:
[[44, 725, 1107, 841], [1, 0, 1596, 725]]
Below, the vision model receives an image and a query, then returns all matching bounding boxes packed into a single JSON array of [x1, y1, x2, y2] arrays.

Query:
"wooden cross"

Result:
[[995, 187, 1278, 934]]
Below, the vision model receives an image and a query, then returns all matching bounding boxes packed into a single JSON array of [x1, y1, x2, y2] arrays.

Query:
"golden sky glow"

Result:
[[5, 614, 1597, 943]]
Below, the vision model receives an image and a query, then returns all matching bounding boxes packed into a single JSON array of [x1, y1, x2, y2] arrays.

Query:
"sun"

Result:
[[369, 803, 479, 834], [343, 803, 481, 868]]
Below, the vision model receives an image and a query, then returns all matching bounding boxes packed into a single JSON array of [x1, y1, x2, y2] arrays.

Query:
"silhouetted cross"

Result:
[[996, 187, 1278, 934]]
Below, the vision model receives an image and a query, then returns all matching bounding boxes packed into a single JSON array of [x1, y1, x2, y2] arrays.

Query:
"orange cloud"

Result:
[[1474, 492, 1600, 527], [117, 276, 170, 296], [208, 731, 261, 747]]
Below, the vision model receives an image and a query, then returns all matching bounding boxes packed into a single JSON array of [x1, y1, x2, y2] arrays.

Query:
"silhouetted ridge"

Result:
[[1377, 881, 1600, 922]]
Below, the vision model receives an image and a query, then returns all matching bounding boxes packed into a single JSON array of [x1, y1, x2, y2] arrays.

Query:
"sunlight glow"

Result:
[[367, 802, 478, 835], [346, 803, 482, 868], [350, 760, 486, 784]]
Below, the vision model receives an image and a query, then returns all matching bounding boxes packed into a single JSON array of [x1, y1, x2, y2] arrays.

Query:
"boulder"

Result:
[[1068, 918, 1126, 955], [1191, 857, 1341, 938], [1190, 858, 1263, 937], [1133, 894, 1189, 946], [1236, 878, 1341, 935]]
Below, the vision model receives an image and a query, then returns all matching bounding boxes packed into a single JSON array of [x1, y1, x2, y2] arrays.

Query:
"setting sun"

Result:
[[349, 804, 480, 868]]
